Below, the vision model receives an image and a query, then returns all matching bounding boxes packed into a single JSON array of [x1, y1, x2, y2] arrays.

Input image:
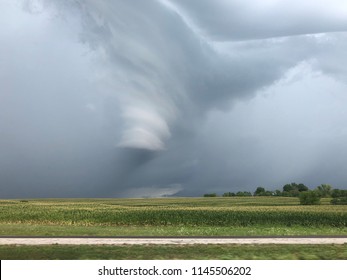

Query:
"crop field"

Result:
[[0, 197, 346, 237], [1, 197, 346, 259]]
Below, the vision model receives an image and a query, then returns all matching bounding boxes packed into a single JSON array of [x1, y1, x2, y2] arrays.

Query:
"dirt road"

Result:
[[0, 237, 346, 245]]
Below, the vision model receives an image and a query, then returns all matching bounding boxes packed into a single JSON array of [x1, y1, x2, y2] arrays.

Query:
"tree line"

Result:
[[203, 183, 347, 205]]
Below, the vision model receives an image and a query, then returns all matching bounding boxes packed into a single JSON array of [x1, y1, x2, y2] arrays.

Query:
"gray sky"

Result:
[[1, 0, 347, 198]]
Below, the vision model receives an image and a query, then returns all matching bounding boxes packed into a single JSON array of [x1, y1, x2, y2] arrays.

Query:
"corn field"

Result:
[[0, 197, 346, 227]]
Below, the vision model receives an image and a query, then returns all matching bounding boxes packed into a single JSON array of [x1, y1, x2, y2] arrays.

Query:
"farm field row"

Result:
[[0, 197, 346, 236], [0, 196, 332, 207]]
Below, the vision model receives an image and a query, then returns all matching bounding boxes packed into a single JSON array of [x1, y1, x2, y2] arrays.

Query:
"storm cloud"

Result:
[[1, 0, 347, 198]]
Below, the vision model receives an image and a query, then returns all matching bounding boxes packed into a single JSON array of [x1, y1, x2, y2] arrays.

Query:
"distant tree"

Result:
[[281, 191, 292, 197], [222, 192, 235, 197], [330, 188, 347, 204], [299, 191, 321, 205], [236, 191, 252, 197], [297, 183, 309, 192], [254, 187, 266, 196], [274, 190, 282, 196], [264, 190, 274, 196], [203, 193, 217, 197], [331, 189, 347, 198], [331, 197, 347, 205], [282, 183, 308, 197], [315, 184, 332, 197], [283, 183, 296, 193]]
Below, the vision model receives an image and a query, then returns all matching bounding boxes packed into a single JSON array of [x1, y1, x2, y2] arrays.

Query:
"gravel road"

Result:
[[0, 237, 346, 245]]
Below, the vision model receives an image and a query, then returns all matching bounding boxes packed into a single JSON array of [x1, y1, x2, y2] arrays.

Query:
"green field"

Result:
[[1, 197, 346, 260], [0, 197, 346, 236]]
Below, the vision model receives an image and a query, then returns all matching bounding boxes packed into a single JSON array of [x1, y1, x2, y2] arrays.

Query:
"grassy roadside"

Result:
[[1, 244, 346, 260], [1, 223, 346, 236]]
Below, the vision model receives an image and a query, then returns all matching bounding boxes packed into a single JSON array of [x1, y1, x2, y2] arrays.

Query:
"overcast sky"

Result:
[[1, 0, 347, 198]]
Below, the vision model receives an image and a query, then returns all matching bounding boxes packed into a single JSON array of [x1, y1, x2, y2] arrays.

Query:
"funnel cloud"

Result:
[[1, 0, 347, 198]]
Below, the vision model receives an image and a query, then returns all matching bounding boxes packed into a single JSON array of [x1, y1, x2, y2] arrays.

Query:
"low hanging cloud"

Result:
[[118, 107, 171, 151], [1, 0, 347, 198]]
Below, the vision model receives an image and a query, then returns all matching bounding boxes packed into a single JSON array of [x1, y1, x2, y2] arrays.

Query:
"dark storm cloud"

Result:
[[1, 0, 347, 198], [167, 0, 347, 41]]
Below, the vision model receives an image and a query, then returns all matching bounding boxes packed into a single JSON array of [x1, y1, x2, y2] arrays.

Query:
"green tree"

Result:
[[203, 193, 217, 197], [330, 188, 347, 204], [316, 184, 332, 197], [331, 197, 347, 205], [299, 191, 321, 205], [274, 189, 282, 196], [297, 183, 308, 192], [264, 190, 274, 196], [331, 189, 347, 198], [283, 183, 296, 192], [236, 191, 252, 197], [222, 192, 235, 197], [282, 183, 308, 197], [254, 187, 266, 196]]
